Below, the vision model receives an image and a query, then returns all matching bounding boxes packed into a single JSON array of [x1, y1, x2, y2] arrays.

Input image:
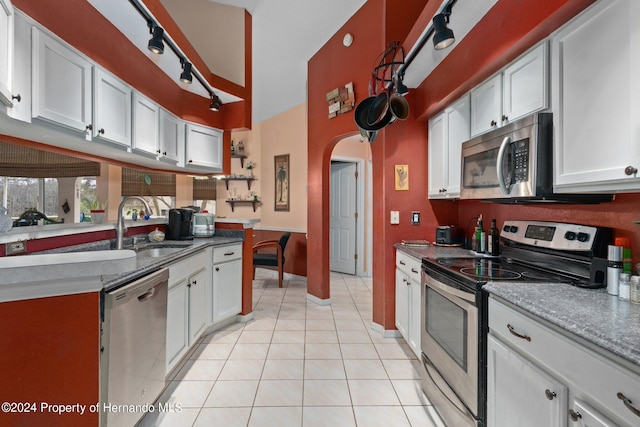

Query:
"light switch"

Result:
[[411, 211, 420, 225], [390, 211, 400, 224]]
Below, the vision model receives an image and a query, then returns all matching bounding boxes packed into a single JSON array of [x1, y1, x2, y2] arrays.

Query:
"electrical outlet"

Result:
[[411, 211, 420, 225], [390, 211, 400, 224], [6, 241, 27, 255]]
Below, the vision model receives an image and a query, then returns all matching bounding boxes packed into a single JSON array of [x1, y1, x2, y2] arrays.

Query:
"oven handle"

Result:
[[422, 270, 476, 303], [422, 353, 476, 421], [496, 135, 512, 195]]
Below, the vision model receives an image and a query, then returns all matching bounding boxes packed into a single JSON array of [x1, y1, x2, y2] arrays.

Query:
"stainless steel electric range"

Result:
[[419, 220, 612, 427]]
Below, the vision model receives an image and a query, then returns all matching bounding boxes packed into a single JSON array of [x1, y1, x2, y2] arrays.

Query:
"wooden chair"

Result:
[[252, 233, 291, 288]]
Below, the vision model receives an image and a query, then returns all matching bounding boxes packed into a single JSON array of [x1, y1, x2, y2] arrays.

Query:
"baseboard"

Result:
[[370, 321, 402, 338], [306, 293, 331, 305], [236, 312, 254, 323]]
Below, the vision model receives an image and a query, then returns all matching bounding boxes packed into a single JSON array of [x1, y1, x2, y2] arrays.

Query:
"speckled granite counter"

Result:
[[394, 242, 476, 260], [484, 282, 640, 369]]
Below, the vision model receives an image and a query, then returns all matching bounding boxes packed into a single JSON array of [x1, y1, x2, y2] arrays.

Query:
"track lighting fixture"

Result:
[[148, 24, 165, 54], [432, 12, 455, 50], [209, 94, 222, 112], [395, 73, 409, 96], [180, 61, 193, 84]]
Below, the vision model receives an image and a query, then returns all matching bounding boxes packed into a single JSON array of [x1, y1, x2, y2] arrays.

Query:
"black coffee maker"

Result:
[[166, 208, 194, 240]]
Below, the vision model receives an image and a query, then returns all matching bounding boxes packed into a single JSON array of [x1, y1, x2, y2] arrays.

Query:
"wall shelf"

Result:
[[226, 200, 261, 212], [231, 153, 247, 167], [220, 177, 255, 190]]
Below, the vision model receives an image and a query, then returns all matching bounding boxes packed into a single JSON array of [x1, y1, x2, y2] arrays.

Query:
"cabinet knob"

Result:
[[544, 389, 556, 400], [502, 115, 508, 122], [12, 94, 21, 103], [188, 160, 193, 163], [490, 120, 497, 127], [156, 149, 161, 154], [568, 409, 582, 422], [86, 124, 93, 131], [624, 166, 638, 176], [98, 128, 105, 135], [215, 267, 220, 272], [192, 280, 197, 285], [163, 151, 167, 156]]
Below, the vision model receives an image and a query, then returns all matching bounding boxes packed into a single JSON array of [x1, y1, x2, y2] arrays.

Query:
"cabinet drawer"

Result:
[[213, 244, 242, 263], [395, 251, 421, 282], [489, 298, 640, 426], [168, 249, 210, 286]]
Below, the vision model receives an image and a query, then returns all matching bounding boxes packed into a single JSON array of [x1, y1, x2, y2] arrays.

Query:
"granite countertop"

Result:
[[484, 282, 640, 369], [394, 242, 476, 260]]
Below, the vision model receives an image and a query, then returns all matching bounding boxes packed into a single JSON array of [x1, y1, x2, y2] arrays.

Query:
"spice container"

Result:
[[631, 275, 640, 304], [607, 245, 623, 296], [619, 273, 631, 301]]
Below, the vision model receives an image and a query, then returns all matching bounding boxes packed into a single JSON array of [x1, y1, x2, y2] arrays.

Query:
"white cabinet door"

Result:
[[428, 112, 446, 197], [395, 268, 409, 340], [487, 334, 568, 427], [132, 92, 160, 156], [32, 27, 92, 133], [93, 67, 131, 148], [167, 280, 189, 373], [552, 0, 640, 193], [568, 398, 616, 427], [159, 108, 183, 164], [470, 74, 502, 137], [212, 259, 242, 323], [188, 267, 209, 345], [407, 277, 421, 358], [444, 95, 470, 197], [185, 123, 223, 171], [7, 10, 30, 122], [503, 42, 548, 124], [0, 0, 14, 107]]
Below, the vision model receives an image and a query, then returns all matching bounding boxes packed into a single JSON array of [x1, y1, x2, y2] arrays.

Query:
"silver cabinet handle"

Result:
[[625, 166, 638, 176], [507, 324, 531, 342], [568, 409, 582, 422], [618, 392, 640, 417], [545, 389, 556, 400]]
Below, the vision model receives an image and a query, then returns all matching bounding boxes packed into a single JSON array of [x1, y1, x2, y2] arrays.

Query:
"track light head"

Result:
[[148, 25, 165, 54], [209, 94, 222, 112], [180, 61, 193, 84], [432, 13, 455, 50], [395, 74, 409, 96]]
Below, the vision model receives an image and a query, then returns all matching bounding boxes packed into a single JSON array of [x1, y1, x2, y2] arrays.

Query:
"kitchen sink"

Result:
[[134, 245, 187, 258]]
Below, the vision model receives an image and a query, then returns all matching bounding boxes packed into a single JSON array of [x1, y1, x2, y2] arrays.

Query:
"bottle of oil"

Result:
[[475, 215, 485, 254], [487, 219, 499, 256]]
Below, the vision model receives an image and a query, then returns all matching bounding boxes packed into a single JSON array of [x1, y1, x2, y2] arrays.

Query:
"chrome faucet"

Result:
[[116, 196, 152, 250]]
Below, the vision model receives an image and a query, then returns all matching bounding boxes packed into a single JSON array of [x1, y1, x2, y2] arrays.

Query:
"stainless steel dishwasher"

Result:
[[101, 268, 169, 427]]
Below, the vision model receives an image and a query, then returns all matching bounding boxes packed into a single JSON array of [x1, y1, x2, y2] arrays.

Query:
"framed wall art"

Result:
[[395, 164, 409, 190], [274, 154, 290, 211]]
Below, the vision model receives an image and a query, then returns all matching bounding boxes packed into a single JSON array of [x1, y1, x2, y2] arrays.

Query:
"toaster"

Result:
[[436, 225, 461, 245], [192, 213, 216, 237]]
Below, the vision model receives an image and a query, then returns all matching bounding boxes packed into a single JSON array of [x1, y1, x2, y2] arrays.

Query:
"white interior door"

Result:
[[330, 161, 357, 274]]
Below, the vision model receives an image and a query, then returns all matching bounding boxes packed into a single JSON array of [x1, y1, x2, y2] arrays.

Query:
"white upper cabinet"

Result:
[[32, 27, 92, 134], [503, 42, 548, 124], [470, 74, 502, 137], [428, 94, 470, 198], [7, 10, 30, 122], [471, 42, 548, 137], [0, 0, 14, 107], [185, 123, 223, 172], [159, 108, 183, 165], [552, 0, 640, 193], [131, 91, 159, 156], [93, 67, 132, 148]]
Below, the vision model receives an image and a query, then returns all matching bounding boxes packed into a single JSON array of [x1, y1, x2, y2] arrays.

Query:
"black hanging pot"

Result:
[[354, 96, 393, 131], [367, 92, 389, 126], [389, 92, 410, 121]]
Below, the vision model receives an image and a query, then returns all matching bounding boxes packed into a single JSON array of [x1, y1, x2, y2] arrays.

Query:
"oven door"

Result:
[[421, 268, 478, 416]]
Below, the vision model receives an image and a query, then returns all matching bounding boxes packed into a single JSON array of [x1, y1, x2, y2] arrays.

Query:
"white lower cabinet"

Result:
[[488, 297, 640, 427], [166, 248, 212, 374], [487, 334, 567, 427], [394, 250, 421, 358], [212, 244, 243, 324]]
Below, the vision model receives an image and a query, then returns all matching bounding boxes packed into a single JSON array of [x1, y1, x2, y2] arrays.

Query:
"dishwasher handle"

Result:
[[137, 287, 156, 302], [107, 268, 169, 307]]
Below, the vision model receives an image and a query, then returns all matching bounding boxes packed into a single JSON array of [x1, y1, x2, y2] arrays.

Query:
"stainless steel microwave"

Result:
[[459, 113, 611, 203]]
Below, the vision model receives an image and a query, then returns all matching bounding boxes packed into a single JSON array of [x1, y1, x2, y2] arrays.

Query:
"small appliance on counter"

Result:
[[192, 212, 216, 237], [166, 208, 194, 240], [435, 225, 462, 245]]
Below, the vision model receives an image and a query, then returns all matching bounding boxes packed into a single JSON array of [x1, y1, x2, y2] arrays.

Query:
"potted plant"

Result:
[[126, 208, 139, 221], [90, 199, 108, 224], [246, 161, 256, 178]]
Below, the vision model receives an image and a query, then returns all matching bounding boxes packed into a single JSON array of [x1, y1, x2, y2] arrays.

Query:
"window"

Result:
[[0, 177, 59, 219]]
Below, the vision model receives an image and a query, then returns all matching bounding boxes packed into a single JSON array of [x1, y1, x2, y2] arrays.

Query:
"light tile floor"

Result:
[[139, 271, 445, 427]]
